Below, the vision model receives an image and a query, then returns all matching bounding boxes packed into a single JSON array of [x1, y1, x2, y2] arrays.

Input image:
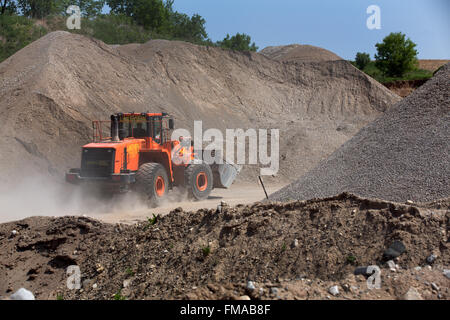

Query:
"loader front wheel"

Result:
[[185, 162, 213, 201], [135, 163, 168, 206]]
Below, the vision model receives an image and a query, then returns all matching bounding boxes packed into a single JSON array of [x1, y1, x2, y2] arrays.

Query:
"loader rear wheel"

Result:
[[135, 163, 168, 206], [185, 162, 213, 201]]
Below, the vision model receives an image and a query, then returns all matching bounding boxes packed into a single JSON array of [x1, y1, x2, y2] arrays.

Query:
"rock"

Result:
[[328, 285, 339, 296], [11, 230, 17, 237], [270, 287, 279, 295], [383, 241, 406, 260], [443, 269, 450, 279], [403, 287, 423, 300], [354, 266, 369, 275], [92, 283, 98, 289], [237, 295, 251, 300], [406, 200, 414, 205], [10, 288, 35, 300], [292, 239, 299, 248], [342, 284, 350, 292], [217, 201, 228, 213], [426, 254, 437, 264], [123, 279, 132, 288], [387, 260, 396, 271], [246, 281, 256, 291], [414, 266, 422, 271], [431, 283, 440, 291]]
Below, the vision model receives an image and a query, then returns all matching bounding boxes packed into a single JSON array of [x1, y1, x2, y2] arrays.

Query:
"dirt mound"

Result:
[[270, 63, 450, 203], [0, 32, 399, 184], [260, 44, 343, 63], [383, 79, 428, 97], [0, 193, 448, 300]]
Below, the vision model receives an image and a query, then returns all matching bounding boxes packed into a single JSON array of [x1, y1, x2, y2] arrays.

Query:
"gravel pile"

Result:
[[0, 32, 399, 184], [270, 63, 450, 203]]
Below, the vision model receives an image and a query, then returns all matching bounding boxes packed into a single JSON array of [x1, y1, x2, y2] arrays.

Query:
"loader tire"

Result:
[[185, 162, 213, 201], [135, 163, 168, 206]]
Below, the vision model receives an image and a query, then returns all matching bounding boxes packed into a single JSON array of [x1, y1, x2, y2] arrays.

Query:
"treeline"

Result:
[[352, 32, 432, 83], [0, 0, 259, 63]]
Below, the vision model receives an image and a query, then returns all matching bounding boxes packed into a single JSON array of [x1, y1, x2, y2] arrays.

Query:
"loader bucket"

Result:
[[211, 162, 241, 189]]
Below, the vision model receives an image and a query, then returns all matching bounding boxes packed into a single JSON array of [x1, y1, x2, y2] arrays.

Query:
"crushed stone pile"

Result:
[[270, 63, 450, 203], [0, 32, 399, 184], [0, 193, 448, 300], [260, 44, 343, 63]]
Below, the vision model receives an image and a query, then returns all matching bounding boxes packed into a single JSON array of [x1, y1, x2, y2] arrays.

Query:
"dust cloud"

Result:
[[0, 175, 151, 223]]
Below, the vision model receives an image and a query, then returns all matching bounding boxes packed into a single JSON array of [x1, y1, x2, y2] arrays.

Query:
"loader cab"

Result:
[[114, 113, 174, 145]]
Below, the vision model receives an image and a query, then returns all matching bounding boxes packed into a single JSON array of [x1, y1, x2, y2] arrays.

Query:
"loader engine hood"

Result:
[[80, 140, 143, 177]]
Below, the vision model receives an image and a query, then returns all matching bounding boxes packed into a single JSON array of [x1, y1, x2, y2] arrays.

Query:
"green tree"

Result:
[[375, 32, 418, 77], [1, 0, 18, 15], [355, 52, 370, 70], [169, 12, 207, 42], [58, 0, 105, 17], [17, 0, 59, 18], [0, 14, 47, 62], [217, 33, 258, 52], [107, 0, 170, 31]]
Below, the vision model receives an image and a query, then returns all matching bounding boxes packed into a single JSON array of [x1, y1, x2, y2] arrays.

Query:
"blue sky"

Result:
[[172, 0, 450, 59], [105, 0, 450, 59]]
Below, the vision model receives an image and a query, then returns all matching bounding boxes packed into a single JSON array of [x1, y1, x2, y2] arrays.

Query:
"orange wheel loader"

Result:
[[65, 113, 240, 205]]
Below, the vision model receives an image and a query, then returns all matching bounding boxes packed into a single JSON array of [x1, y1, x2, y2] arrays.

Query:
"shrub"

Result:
[[375, 32, 418, 77]]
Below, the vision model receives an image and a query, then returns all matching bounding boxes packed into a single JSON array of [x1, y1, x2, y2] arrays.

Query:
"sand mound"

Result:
[[260, 44, 343, 63], [0, 193, 448, 299], [0, 32, 399, 184], [271, 63, 450, 203]]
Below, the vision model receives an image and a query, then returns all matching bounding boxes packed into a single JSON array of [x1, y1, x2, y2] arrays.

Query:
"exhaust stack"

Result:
[[111, 115, 120, 142]]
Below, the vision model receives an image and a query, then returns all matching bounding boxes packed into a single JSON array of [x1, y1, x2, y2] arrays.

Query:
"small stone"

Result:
[[10, 288, 35, 300], [406, 200, 414, 205], [354, 266, 369, 276], [414, 266, 422, 271], [246, 281, 256, 291], [443, 269, 450, 279], [237, 295, 251, 300], [292, 239, 299, 248], [270, 287, 278, 295], [403, 287, 423, 300], [92, 283, 98, 289], [351, 209, 357, 214], [328, 285, 339, 296], [427, 254, 437, 264], [123, 279, 132, 288], [11, 230, 17, 236], [387, 260, 396, 271], [383, 241, 406, 260], [431, 283, 440, 291], [342, 284, 350, 292]]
